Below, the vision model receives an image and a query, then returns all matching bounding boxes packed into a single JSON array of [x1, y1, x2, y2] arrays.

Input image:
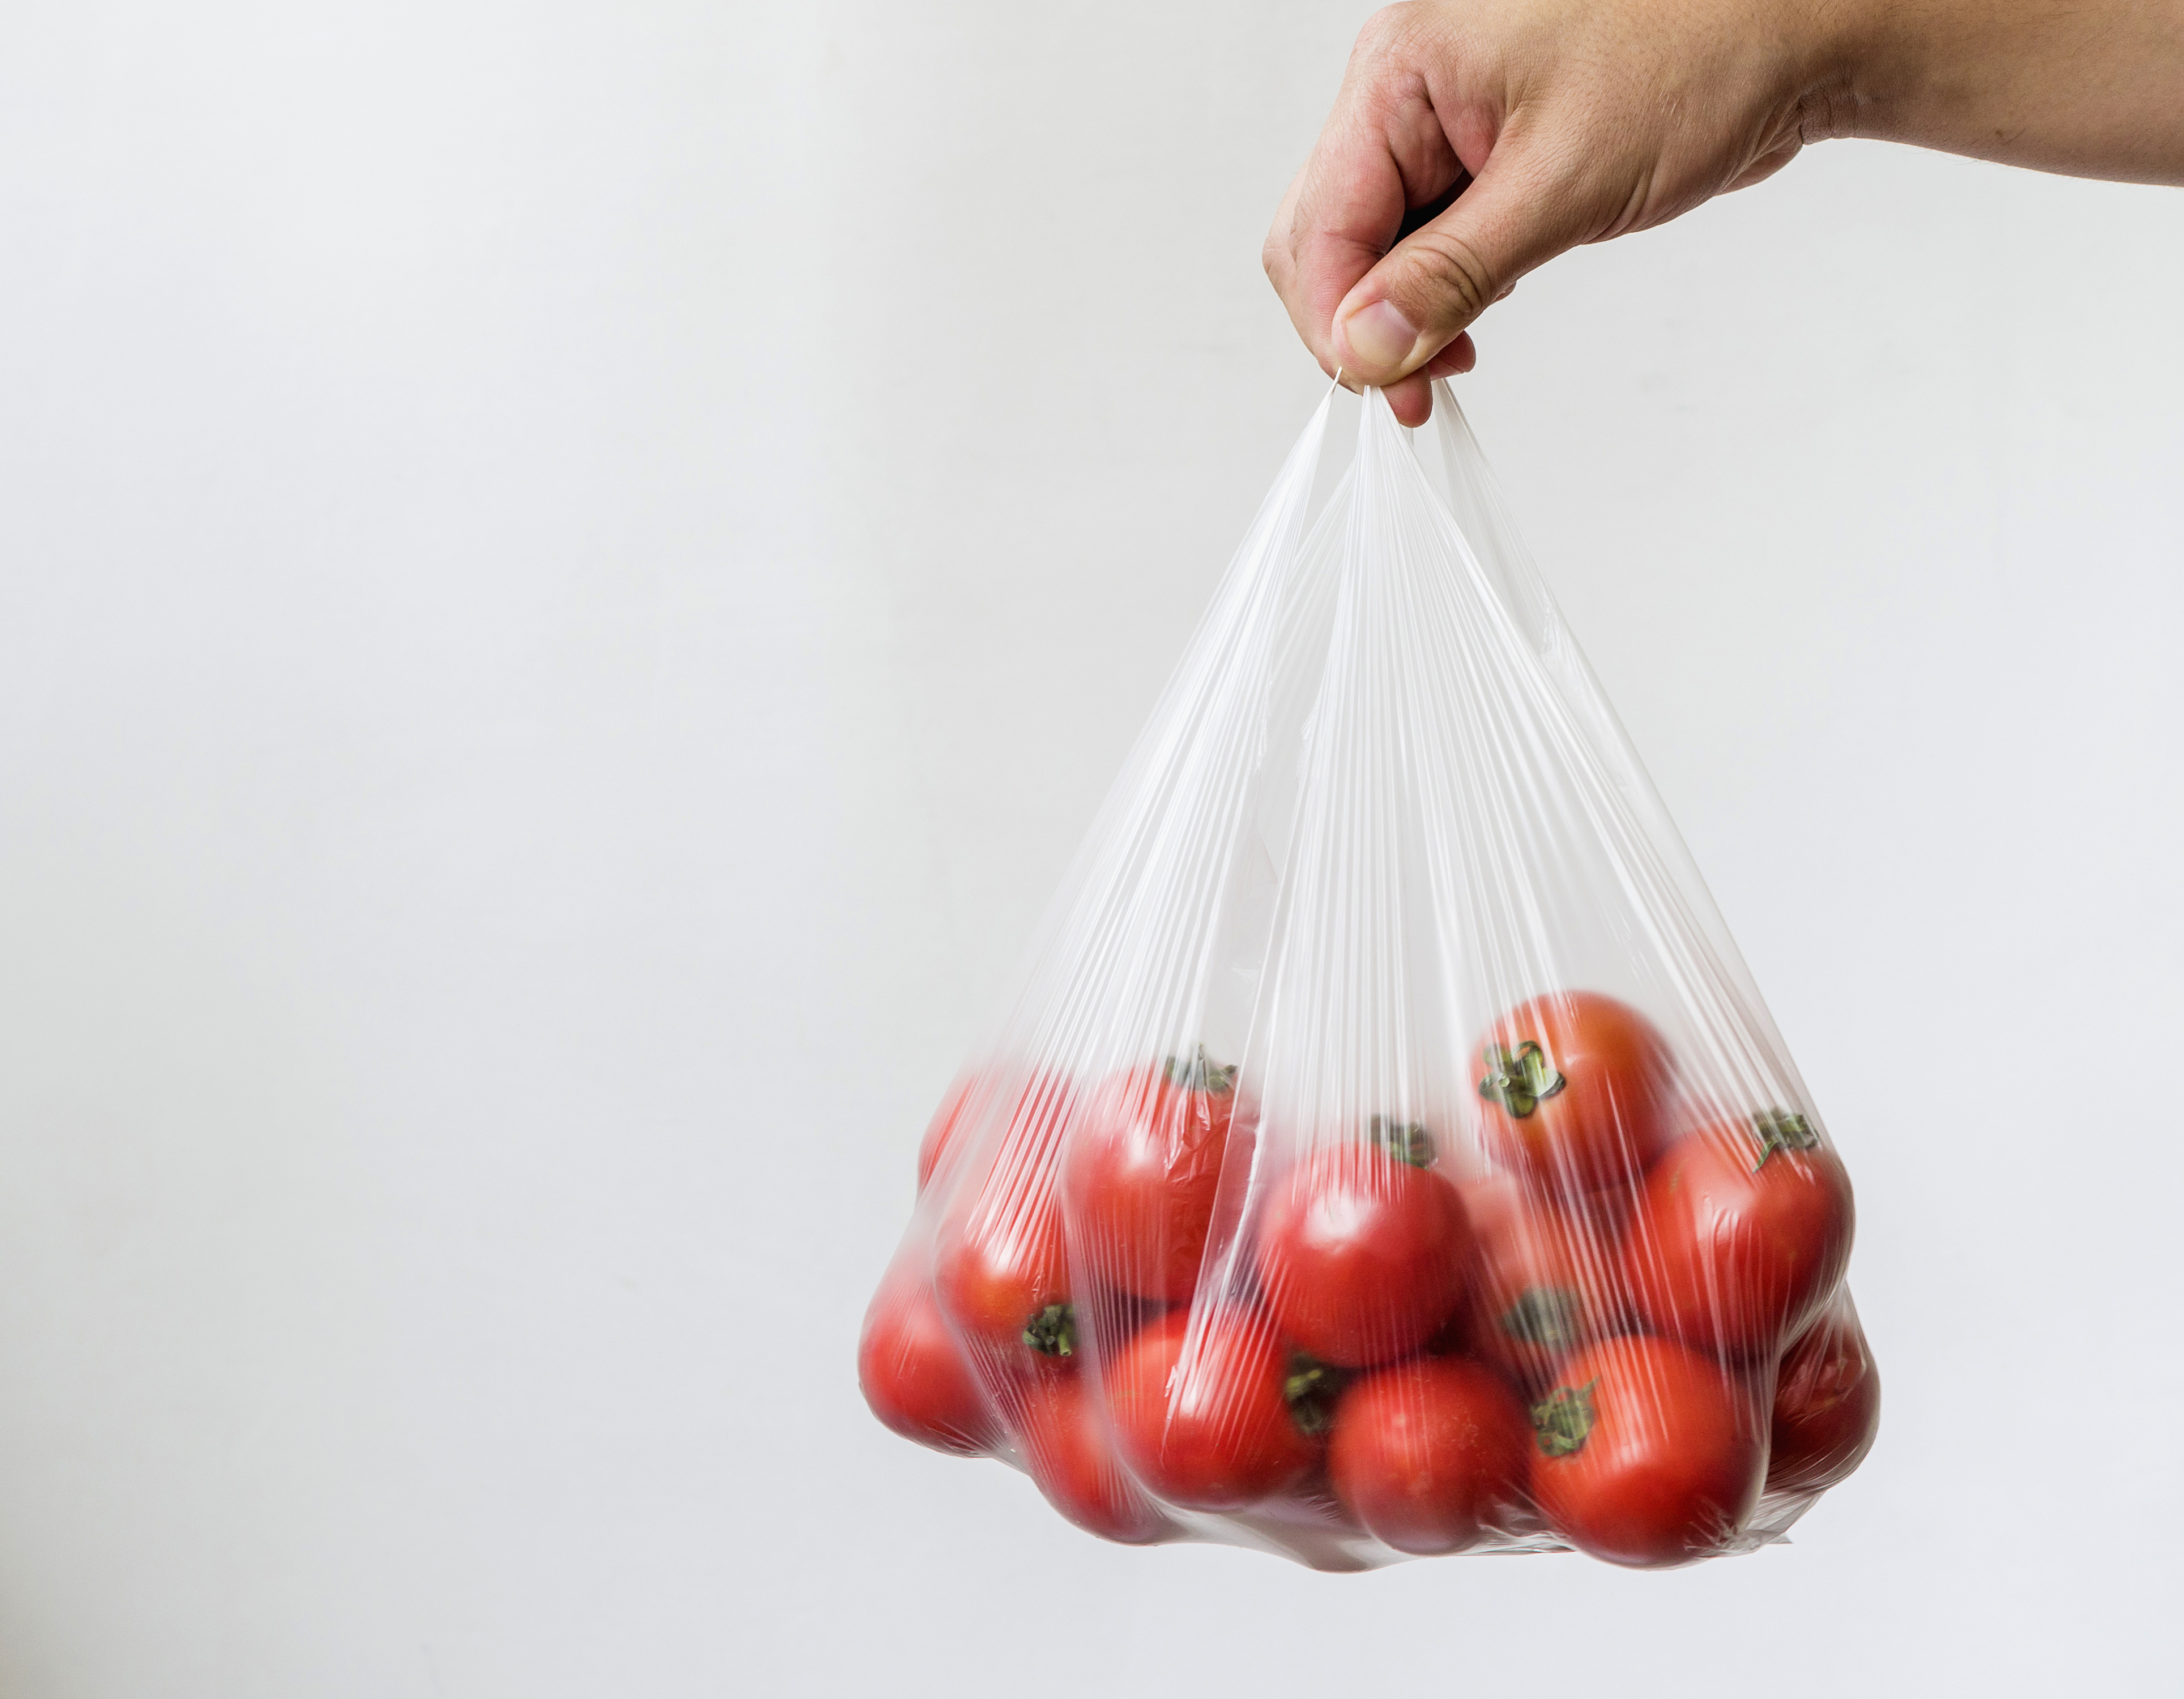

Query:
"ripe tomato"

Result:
[[1011, 1370, 1172, 1544], [1106, 1307, 1320, 1510], [1255, 1126, 1474, 1367], [933, 1075, 1080, 1363], [1473, 992, 1673, 1194], [1766, 1293, 1881, 1495], [916, 1073, 977, 1193], [1062, 1049, 1241, 1302], [1626, 1109, 1854, 1357], [1327, 1358, 1530, 1553], [1528, 1334, 1764, 1568], [1457, 1175, 1631, 1392], [919, 1067, 1071, 1196], [857, 1262, 996, 1456]]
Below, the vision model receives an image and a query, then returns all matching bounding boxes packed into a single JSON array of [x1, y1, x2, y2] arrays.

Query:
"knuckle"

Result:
[[1400, 229, 1496, 325], [1355, 3, 1419, 61]]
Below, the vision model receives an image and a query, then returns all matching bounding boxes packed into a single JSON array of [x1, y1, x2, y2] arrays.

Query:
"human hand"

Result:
[[1264, 0, 1849, 424], [1267, 0, 2184, 425]]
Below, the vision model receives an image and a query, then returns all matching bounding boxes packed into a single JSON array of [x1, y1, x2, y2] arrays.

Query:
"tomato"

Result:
[[1011, 1370, 1172, 1544], [916, 1074, 977, 1193], [1473, 992, 1674, 1194], [933, 1075, 1080, 1363], [857, 1262, 996, 1456], [1327, 1358, 1530, 1553], [1255, 1125, 1474, 1367], [1063, 1049, 1241, 1302], [1106, 1307, 1321, 1510], [1626, 1109, 1854, 1357], [1528, 1334, 1764, 1568], [919, 1068, 1070, 1196], [1766, 1293, 1880, 1495], [1457, 1175, 1631, 1392]]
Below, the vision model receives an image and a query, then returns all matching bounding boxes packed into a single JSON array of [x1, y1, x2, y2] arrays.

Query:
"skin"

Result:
[[1266, 0, 2184, 424]]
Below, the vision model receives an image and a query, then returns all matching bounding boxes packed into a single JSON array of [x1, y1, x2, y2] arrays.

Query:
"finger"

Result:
[[1265, 58, 1465, 377], [1381, 328, 1475, 428], [1330, 135, 1579, 386], [1423, 331, 1475, 378], [1386, 372, 1435, 426]]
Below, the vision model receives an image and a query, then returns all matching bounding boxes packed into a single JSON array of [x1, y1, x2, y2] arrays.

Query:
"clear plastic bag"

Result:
[[859, 383, 1875, 1570]]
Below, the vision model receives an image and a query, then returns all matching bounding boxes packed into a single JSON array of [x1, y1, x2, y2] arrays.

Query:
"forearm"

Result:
[[1829, 0, 2184, 184]]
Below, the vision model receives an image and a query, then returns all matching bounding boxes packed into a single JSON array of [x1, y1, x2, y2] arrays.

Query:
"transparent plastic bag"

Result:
[[858, 384, 1876, 1570]]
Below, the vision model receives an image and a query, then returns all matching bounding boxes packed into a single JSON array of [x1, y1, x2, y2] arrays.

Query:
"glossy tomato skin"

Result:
[[1327, 1358, 1531, 1554], [1062, 1055, 1240, 1302], [1256, 1139, 1475, 1368], [1012, 1371, 1172, 1544], [1457, 1176, 1632, 1393], [1474, 992, 1674, 1196], [1766, 1294, 1881, 1495], [1106, 1307, 1319, 1510], [932, 1075, 1080, 1363], [1529, 1334, 1765, 1568], [858, 1263, 996, 1456], [1627, 1112, 1854, 1358]]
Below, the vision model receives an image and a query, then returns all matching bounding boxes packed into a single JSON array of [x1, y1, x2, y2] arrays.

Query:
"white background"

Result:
[[2, 2, 2181, 1694]]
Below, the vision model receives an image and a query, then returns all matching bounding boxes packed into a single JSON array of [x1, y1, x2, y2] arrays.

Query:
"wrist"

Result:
[[1776, 0, 1916, 146]]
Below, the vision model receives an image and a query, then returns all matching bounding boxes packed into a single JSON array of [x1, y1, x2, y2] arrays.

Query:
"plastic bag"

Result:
[[859, 383, 1876, 1570]]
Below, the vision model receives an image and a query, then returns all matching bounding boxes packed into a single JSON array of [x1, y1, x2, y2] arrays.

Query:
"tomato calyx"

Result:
[[1477, 1041, 1567, 1120], [1529, 1377, 1599, 1458], [1750, 1108, 1820, 1171], [1022, 1303, 1077, 1358], [1283, 1352, 1345, 1437], [1162, 1047, 1238, 1096], [1499, 1286, 1585, 1351], [1366, 1115, 1436, 1168]]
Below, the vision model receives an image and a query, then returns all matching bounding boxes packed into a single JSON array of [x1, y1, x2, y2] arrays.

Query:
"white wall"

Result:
[[2, 2, 2179, 1694]]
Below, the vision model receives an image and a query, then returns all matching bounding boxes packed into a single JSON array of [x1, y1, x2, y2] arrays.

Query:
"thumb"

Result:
[[1331, 140, 1576, 386]]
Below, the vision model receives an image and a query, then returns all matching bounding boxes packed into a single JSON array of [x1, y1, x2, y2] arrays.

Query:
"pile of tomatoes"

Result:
[[859, 991, 1878, 1568]]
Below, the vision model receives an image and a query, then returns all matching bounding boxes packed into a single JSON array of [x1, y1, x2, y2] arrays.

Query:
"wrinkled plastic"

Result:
[[859, 384, 1876, 1570]]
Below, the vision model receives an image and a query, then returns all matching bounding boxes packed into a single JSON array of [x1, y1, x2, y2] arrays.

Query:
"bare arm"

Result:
[[1266, 0, 2184, 424]]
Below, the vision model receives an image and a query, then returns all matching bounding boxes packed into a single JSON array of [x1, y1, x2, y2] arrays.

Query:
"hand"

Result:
[[1264, 0, 1836, 424], [1266, 0, 2184, 425]]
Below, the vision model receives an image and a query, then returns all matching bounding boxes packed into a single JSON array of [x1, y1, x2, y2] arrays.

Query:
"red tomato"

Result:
[[1106, 1307, 1320, 1510], [857, 1262, 996, 1456], [1457, 1176, 1631, 1392], [919, 1068, 1072, 1196], [1327, 1358, 1530, 1554], [1473, 992, 1673, 1194], [1012, 1371, 1172, 1544], [933, 1076, 1079, 1363], [916, 1074, 976, 1193], [1528, 1334, 1765, 1568], [1062, 1050, 1241, 1301], [1767, 1294, 1881, 1495], [1255, 1128, 1475, 1367], [1626, 1109, 1854, 1357]]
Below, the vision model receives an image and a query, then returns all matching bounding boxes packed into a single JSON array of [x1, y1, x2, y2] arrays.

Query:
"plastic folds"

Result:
[[859, 385, 1876, 1569]]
